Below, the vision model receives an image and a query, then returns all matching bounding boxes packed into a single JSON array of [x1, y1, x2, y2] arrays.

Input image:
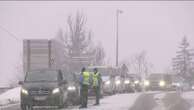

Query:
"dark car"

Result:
[[145, 74, 171, 91], [19, 69, 68, 110], [63, 72, 80, 105], [122, 77, 135, 93], [128, 74, 142, 92]]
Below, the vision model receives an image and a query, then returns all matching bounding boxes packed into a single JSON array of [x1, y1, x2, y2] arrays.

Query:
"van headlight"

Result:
[[115, 80, 121, 85], [52, 88, 60, 94], [105, 81, 110, 85], [159, 80, 166, 87], [144, 80, 150, 86], [67, 86, 76, 91], [124, 80, 130, 84], [21, 88, 29, 95]]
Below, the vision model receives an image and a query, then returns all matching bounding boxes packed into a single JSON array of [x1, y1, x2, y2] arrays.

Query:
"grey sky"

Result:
[[0, 1, 194, 84]]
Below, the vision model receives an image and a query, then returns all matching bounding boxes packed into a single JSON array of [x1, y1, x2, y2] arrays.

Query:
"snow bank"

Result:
[[182, 91, 194, 110], [0, 87, 21, 106], [182, 91, 194, 100], [81, 93, 141, 110]]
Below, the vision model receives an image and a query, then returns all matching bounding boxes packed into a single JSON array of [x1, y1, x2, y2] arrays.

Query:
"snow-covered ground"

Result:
[[182, 91, 194, 100], [0, 87, 20, 106], [80, 93, 141, 110], [152, 92, 166, 110], [182, 91, 194, 110]]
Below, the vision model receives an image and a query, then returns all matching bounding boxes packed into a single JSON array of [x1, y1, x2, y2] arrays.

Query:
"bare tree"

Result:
[[129, 51, 153, 78], [93, 43, 106, 65], [55, 12, 105, 72]]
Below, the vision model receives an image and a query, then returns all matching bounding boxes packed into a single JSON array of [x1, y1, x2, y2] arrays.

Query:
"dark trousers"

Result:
[[94, 86, 100, 104], [80, 85, 89, 107]]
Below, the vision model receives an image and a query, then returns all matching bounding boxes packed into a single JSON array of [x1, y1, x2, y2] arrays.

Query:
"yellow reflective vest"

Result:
[[82, 71, 90, 85], [93, 72, 100, 87]]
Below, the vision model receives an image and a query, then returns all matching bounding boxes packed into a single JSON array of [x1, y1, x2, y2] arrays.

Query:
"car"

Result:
[[63, 72, 80, 105], [114, 76, 123, 93], [122, 77, 135, 93], [164, 74, 183, 91], [111, 75, 135, 94], [19, 69, 68, 110], [102, 75, 116, 95], [128, 74, 142, 92], [144, 73, 172, 91]]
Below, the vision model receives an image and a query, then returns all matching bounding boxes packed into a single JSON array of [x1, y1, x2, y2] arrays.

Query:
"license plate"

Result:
[[34, 96, 47, 101]]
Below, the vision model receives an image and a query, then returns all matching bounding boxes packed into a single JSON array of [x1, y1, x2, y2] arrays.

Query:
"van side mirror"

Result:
[[18, 81, 24, 85]]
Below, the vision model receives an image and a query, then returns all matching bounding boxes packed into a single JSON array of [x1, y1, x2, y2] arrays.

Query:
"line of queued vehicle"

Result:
[[19, 68, 144, 110], [19, 68, 194, 110]]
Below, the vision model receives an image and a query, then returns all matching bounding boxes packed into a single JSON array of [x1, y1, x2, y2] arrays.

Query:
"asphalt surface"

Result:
[[1, 91, 192, 110]]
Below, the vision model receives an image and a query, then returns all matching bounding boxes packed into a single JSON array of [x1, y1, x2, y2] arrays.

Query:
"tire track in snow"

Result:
[[129, 93, 157, 110], [160, 92, 190, 110]]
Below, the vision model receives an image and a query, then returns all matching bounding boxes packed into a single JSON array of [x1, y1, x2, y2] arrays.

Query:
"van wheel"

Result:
[[58, 101, 67, 109], [21, 105, 33, 110], [21, 104, 26, 110], [58, 94, 67, 109]]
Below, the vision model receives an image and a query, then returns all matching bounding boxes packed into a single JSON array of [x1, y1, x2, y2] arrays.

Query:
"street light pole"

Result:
[[116, 9, 123, 67]]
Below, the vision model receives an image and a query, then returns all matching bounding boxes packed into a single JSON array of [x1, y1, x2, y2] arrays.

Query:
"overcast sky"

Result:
[[0, 1, 194, 84]]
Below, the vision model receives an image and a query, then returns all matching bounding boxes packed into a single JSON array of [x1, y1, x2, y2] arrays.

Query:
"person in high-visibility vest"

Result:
[[92, 68, 102, 105], [79, 67, 90, 108]]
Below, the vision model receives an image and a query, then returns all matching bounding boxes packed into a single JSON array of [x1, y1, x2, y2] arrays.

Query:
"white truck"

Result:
[[23, 39, 55, 73]]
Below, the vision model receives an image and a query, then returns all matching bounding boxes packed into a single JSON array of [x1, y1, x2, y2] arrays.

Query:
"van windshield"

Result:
[[25, 70, 58, 82]]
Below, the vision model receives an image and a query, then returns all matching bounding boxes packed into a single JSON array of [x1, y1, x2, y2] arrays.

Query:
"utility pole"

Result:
[[116, 9, 123, 67], [0, 25, 20, 41]]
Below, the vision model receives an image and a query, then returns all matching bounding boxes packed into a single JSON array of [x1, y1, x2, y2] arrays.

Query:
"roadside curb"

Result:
[[0, 103, 19, 109]]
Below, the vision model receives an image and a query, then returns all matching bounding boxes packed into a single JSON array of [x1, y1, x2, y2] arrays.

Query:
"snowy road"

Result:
[[1, 93, 141, 110], [2, 90, 194, 110], [130, 91, 192, 110]]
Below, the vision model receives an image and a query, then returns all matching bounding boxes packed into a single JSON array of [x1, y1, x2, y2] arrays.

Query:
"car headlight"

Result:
[[124, 80, 130, 84], [134, 80, 139, 84], [159, 80, 166, 87], [172, 82, 180, 87], [176, 83, 180, 87], [52, 88, 60, 94], [105, 81, 110, 85], [67, 86, 76, 91], [21, 88, 28, 95], [192, 85, 194, 90], [115, 80, 121, 85], [144, 80, 150, 86]]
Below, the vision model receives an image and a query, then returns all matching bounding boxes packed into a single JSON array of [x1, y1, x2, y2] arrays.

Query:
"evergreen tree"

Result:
[[172, 36, 194, 84]]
